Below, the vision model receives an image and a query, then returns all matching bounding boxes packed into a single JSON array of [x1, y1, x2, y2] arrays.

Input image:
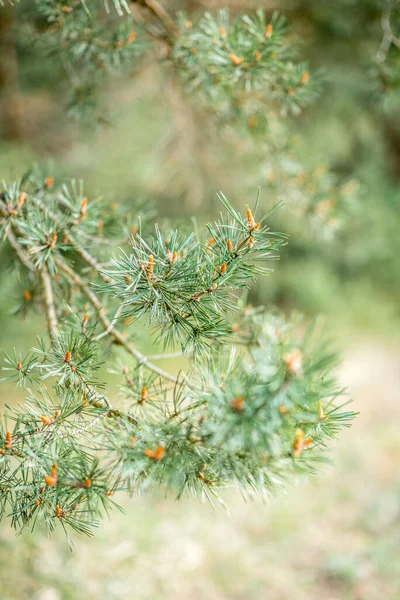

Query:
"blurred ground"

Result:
[[1, 337, 399, 600]]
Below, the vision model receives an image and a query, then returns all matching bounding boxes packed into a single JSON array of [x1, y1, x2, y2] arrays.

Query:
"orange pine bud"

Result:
[[63, 350, 72, 363], [144, 445, 165, 461], [265, 23, 273, 38], [44, 176, 54, 189], [226, 238, 233, 252], [146, 254, 154, 278], [207, 237, 215, 250], [40, 415, 54, 426], [45, 475, 57, 486], [218, 263, 227, 274], [49, 233, 57, 249], [293, 429, 304, 457], [230, 396, 244, 412], [300, 71, 309, 85], [246, 208, 256, 230], [219, 27, 226, 37], [61, 5, 73, 12], [127, 31, 137, 44], [34, 499, 40, 505], [83, 478, 92, 489], [255, 50, 262, 61], [279, 405, 289, 414], [17, 192, 26, 208], [80, 197, 88, 218], [184, 20, 192, 28], [229, 53, 243, 66], [82, 314, 89, 326], [140, 387, 149, 403], [23, 289, 31, 301], [5, 431, 12, 450], [55, 505, 64, 517], [16, 361, 22, 371]]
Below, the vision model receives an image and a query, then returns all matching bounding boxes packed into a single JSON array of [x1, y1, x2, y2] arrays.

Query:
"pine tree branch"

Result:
[[40, 265, 59, 339], [139, 0, 179, 40], [54, 255, 184, 384]]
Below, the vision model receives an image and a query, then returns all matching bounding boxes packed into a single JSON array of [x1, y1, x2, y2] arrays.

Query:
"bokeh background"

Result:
[[0, 0, 400, 598]]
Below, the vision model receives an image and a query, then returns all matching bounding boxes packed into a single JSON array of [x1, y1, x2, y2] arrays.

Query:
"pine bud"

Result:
[[278, 405, 289, 414], [140, 387, 149, 403], [255, 51, 262, 62], [265, 24, 273, 38], [17, 192, 26, 208], [49, 233, 57, 249], [45, 464, 58, 486], [230, 396, 244, 412], [246, 208, 256, 230], [40, 415, 54, 426], [146, 254, 154, 278], [16, 361, 22, 371], [23, 290, 31, 301], [207, 237, 215, 250], [127, 31, 137, 44], [124, 273, 132, 286], [300, 71, 309, 85], [293, 429, 312, 457], [82, 314, 89, 327], [248, 236, 255, 249], [229, 54, 244, 66], [80, 197, 88, 218], [226, 238, 233, 252], [63, 350, 72, 363], [55, 505, 64, 517], [218, 263, 227, 275], [44, 177, 54, 189], [184, 20, 192, 28], [34, 499, 40, 505], [5, 431, 12, 450], [83, 478, 92, 489], [61, 5, 73, 13], [144, 446, 165, 461], [219, 27, 227, 37]]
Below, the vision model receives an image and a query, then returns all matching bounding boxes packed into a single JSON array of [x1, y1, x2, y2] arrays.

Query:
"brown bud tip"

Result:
[[61, 5, 73, 12], [246, 208, 256, 230], [140, 387, 149, 402], [300, 71, 309, 85], [127, 31, 137, 44], [146, 254, 154, 278], [229, 53, 244, 66], [44, 176, 54, 189], [124, 273, 132, 286], [226, 238, 233, 252], [16, 361, 22, 371], [40, 415, 54, 426], [218, 263, 227, 275], [80, 197, 88, 216], [5, 431, 12, 449], [230, 396, 244, 412], [82, 314, 89, 326], [83, 478, 92, 489], [23, 289, 31, 301], [265, 24, 273, 38], [63, 350, 72, 363], [17, 192, 26, 207], [34, 499, 40, 505]]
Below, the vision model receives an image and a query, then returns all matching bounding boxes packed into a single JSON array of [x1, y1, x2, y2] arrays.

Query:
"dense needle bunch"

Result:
[[0, 171, 356, 541]]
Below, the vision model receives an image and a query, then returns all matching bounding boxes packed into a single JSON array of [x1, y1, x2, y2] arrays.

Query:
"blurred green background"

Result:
[[0, 0, 400, 598]]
